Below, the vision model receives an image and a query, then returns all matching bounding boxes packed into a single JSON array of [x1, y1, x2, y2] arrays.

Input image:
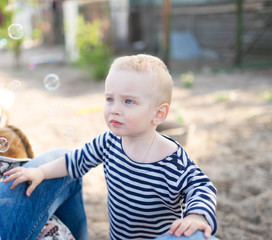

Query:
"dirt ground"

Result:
[[0, 47, 271, 240]]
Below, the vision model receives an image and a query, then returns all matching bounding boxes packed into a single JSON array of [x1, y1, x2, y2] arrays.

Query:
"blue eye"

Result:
[[125, 99, 133, 104], [106, 97, 113, 103]]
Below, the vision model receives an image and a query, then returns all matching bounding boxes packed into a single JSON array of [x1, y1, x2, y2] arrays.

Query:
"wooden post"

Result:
[[163, 0, 171, 67], [235, 0, 243, 66]]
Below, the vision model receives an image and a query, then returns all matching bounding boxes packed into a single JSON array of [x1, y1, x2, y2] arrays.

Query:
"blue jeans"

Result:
[[0, 148, 88, 240], [154, 231, 220, 240]]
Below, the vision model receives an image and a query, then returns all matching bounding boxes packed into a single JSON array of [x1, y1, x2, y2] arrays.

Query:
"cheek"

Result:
[[103, 106, 109, 119], [128, 108, 154, 123]]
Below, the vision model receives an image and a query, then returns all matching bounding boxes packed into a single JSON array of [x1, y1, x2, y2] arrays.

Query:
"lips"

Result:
[[110, 120, 122, 127]]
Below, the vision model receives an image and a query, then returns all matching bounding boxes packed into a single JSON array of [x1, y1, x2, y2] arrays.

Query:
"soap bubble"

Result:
[[0, 38, 7, 49], [44, 74, 60, 91], [28, 63, 37, 71], [0, 137, 9, 153], [0, 89, 14, 109], [64, 127, 74, 140], [48, 103, 60, 115], [8, 24, 24, 40], [9, 80, 22, 93]]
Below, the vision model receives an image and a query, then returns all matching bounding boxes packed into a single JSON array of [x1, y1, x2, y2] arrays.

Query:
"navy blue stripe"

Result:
[[93, 137, 102, 159], [66, 131, 218, 238], [109, 146, 182, 180], [108, 168, 182, 205], [102, 133, 107, 151], [108, 202, 177, 229], [108, 217, 160, 240], [108, 159, 170, 193], [108, 152, 179, 190], [184, 205, 217, 234], [187, 197, 216, 216], [109, 186, 181, 214], [82, 148, 98, 167], [66, 153, 76, 178], [84, 143, 98, 161]]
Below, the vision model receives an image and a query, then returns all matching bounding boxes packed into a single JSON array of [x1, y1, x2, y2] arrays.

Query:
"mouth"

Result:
[[110, 120, 122, 127]]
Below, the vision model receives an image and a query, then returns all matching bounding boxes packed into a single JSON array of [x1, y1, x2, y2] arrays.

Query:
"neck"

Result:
[[122, 131, 157, 163]]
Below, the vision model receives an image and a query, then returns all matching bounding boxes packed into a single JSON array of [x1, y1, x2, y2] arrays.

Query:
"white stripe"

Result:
[[108, 201, 175, 229], [108, 151, 178, 188], [108, 172, 180, 202], [109, 184, 180, 212]]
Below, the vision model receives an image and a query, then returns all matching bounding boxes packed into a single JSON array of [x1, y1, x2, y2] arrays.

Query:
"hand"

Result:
[[3, 167, 44, 197], [168, 214, 212, 239]]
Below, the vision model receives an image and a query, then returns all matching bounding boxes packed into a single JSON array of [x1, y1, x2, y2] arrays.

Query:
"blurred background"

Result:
[[0, 1, 272, 240], [1, 0, 272, 74]]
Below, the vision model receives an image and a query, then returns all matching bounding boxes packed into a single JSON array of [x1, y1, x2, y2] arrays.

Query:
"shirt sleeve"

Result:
[[65, 132, 107, 179], [177, 149, 217, 234]]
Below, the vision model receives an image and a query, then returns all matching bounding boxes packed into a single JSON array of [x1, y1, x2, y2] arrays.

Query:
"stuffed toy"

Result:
[[0, 124, 34, 158]]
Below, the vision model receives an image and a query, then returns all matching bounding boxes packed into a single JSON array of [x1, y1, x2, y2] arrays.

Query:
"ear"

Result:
[[152, 103, 169, 126]]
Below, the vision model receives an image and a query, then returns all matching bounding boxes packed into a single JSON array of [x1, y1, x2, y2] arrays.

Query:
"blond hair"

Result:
[[108, 54, 173, 105]]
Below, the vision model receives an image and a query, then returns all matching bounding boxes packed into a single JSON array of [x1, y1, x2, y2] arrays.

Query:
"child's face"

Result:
[[104, 69, 158, 137]]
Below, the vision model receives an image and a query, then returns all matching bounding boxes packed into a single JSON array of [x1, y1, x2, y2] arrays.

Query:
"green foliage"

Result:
[[177, 114, 184, 124], [32, 28, 42, 40], [180, 71, 194, 88], [0, 2, 24, 67], [0, 1, 12, 42], [216, 91, 236, 102], [176, 105, 185, 124], [76, 16, 112, 80], [216, 91, 229, 102], [261, 91, 272, 101]]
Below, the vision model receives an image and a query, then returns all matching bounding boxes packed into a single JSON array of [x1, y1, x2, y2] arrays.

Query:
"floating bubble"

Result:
[[8, 24, 24, 40], [9, 80, 22, 93], [48, 103, 60, 115], [64, 127, 74, 140], [43, 73, 60, 91], [0, 137, 9, 153], [0, 38, 7, 49], [28, 63, 37, 71], [0, 89, 14, 109]]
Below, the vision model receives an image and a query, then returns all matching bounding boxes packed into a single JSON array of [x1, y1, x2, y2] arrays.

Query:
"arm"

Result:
[[169, 150, 217, 238], [4, 156, 67, 196], [39, 155, 68, 179]]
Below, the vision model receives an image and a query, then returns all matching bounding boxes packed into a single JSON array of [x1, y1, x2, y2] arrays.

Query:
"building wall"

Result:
[[126, 0, 272, 70]]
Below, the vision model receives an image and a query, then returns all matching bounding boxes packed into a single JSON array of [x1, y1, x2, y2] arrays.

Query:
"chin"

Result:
[[111, 130, 133, 138], [109, 129, 123, 137]]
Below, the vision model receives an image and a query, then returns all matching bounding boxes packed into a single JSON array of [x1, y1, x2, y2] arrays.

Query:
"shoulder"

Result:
[[158, 134, 195, 172], [156, 133, 180, 159], [93, 131, 121, 150], [104, 131, 121, 145]]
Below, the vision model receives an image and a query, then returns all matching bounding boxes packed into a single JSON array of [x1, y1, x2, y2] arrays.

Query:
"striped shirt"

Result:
[[65, 131, 217, 239]]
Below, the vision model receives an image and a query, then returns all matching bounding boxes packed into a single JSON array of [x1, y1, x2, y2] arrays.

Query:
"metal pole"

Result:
[[163, 0, 171, 67], [235, 0, 243, 66]]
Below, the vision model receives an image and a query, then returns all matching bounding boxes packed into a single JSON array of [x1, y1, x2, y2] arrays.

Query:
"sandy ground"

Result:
[[0, 47, 272, 240]]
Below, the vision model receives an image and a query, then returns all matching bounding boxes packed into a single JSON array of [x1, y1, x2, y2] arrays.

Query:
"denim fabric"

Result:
[[154, 231, 220, 240], [0, 148, 88, 240]]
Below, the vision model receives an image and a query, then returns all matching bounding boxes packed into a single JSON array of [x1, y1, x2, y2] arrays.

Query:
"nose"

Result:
[[110, 102, 121, 115]]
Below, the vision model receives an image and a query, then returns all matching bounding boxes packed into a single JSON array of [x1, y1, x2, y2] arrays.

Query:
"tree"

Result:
[[0, 1, 23, 68], [75, 16, 112, 80]]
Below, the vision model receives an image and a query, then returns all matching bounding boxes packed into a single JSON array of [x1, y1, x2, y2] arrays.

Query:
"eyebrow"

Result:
[[105, 92, 140, 100]]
